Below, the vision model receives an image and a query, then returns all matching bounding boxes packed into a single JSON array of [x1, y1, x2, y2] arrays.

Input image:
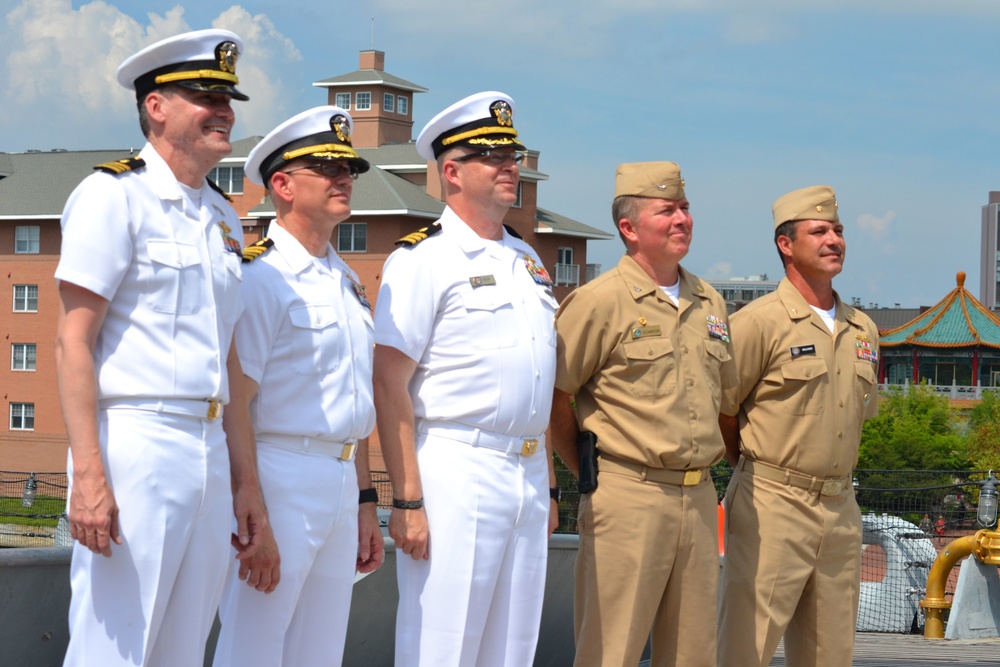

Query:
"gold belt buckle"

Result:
[[340, 442, 357, 461], [683, 469, 703, 486], [520, 439, 538, 456], [820, 479, 845, 496], [207, 400, 222, 421]]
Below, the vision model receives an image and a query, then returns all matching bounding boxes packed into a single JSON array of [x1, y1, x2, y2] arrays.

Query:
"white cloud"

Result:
[[704, 261, 734, 279], [857, 210, 896, 240]]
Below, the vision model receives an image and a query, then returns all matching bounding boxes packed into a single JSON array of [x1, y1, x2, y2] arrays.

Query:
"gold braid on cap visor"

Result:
[[282, 144, 360, 161], [154, 69, 240, 85], [441, 125, 519, 146]]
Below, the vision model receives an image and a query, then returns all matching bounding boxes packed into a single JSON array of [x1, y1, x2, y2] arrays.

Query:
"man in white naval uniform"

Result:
[[54, 30, 266, 667], [212, 106, 384, 666], [373, 91, 559, 667]]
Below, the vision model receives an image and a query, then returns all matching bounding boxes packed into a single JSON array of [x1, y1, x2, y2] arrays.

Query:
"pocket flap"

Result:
[[147, 240, 200, 269], [461, 289, 513, 312], [781, 357, 828, 381], [623, 337, 674, 361], [289, 304, 338, 330], [855, 361, 876, 384]]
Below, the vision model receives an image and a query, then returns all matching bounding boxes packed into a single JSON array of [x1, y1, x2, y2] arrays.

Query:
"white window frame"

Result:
[[15, 226, 40, 254], [337, 222, 367, 253], [355, 91, 372, 111], [397, 96, 408, 115], [13, 285, 38, 312], [11, 343, 36, 371], [208, 166, 244, 195], [383, 92, 395, 112], [10, 402, 34, 431], [513, 181, 523, 209], [335, 92, 351, 109]]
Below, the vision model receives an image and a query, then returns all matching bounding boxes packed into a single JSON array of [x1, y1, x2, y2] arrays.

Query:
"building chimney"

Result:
[[359, 50, 385, 71]]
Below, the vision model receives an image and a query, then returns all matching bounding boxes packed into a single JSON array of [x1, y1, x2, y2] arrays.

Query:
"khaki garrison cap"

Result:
[[772, 185, 839, 230], [614, 162, 685, 200]]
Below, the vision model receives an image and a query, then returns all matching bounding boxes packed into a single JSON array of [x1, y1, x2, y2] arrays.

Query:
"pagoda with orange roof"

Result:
[[879, 272, 1000, 391]]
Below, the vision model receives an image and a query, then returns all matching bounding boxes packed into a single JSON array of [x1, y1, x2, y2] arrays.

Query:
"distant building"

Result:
[[0, 50, 613, 472], [709, 274, 779, 312], [980, 191, 1000, 310]]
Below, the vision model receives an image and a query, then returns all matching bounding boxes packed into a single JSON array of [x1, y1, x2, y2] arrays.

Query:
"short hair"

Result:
[[774, 219, 800, 266], [136, 85, 178, 138], [612, 195, 645, 246]]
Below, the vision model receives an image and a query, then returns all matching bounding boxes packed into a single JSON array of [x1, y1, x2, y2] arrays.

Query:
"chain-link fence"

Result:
[[5, 467, 997, 635]]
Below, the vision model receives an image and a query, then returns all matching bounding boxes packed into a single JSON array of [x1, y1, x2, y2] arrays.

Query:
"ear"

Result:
[[144, 90, 168, 125], [776, 233, 794, 260], [618, 216, 639, 245], [268, 171, 295, 205], [441, 159, 462, 188]]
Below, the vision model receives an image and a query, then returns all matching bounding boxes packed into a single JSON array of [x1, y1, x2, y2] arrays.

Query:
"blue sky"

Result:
[[4, 0, 1000, 308]]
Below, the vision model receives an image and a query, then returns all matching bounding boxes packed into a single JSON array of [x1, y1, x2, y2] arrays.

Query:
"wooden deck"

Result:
[[770, 633, 1000, 666]]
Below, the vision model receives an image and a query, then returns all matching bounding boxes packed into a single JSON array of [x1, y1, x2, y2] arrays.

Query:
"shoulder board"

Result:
[[206, 178, 234, 203], [94, 157, 145, 175], [396, 222, 442, 247], [503, 224, 523, 240], [242, 237, 274, 263]]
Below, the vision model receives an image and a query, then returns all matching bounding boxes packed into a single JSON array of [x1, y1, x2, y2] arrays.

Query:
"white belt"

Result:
[[257, 433, 357, 461], [99, 397, 223, 421], [417, 420, 542, 457]]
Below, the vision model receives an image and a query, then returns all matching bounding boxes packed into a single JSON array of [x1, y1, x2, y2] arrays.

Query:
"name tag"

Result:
[[790, 344, 816, 357], [469, 275, 496, 288], [632, 325, 662, 339]]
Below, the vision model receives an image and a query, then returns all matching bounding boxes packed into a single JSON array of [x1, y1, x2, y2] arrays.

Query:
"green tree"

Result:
[[967, 390, 1000, 470], [858, 383, 969, 470]]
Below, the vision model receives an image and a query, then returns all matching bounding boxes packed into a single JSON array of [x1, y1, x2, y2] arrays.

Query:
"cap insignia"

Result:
[[656, 184, 667, 190], [331, 114, 351, 143], [490, 100, 513, 127], [216, 41, 239, 75], [816, 205, 823, 213]]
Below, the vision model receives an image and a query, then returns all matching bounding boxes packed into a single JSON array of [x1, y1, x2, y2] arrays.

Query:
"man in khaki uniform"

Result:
[[552, 162, 737, 667], [717, 185, 879, 667]]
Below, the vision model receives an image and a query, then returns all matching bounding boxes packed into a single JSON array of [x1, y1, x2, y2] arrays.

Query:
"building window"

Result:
[[355, 92, 371, 111], [513, 182, 523, 208], [335, 92, 351, 109], [397, 96, 408, 115], [555, 247, 580, 287], [10, 403, 34, 430], [15, 226, 40, 254], [13, 285, 38, 312], [383, 93, 395, 112], [337, 222, 367, 253], [11, 343, 36, 371], [207, 166, 244, 194]]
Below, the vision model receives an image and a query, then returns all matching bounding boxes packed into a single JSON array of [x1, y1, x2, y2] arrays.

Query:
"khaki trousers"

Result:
[[718, 467, 862, 667], [574, 466, 719, 667]]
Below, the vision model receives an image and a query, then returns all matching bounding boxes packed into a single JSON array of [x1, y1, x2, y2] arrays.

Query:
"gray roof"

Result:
[[0, 149, 135, 217], [861, 307, 928, 333], [536, 207, 614, 240], [246, 165, 445, 220], [313, 70, 428, 94]]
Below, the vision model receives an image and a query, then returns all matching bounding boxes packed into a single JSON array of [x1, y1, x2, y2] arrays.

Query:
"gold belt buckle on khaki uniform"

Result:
[[819, 478, 848, 496], [520, 439, 539, 456], [682, 469, 703, 486], [207, 400, 222, 421]]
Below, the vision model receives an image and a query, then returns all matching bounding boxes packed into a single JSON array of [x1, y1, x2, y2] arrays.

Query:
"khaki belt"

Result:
[[100, 397, 223, 421], [598, 453, 710, 486], [738, 457, 851, 497], [257, 433, 357, 461], [417, 420, 542, 457]]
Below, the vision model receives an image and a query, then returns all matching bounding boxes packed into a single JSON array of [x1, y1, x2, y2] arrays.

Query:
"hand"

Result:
[[238, 522, 280, 593], [357, 503, 385, 573], [68, 473, 121, 557], [549, 497, 560, 537], [231, 482, 268, 561], [388, 506, 430, 561]]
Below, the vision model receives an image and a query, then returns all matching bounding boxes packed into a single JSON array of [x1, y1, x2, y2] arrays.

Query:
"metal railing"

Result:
[[554, 263, 580, 287]]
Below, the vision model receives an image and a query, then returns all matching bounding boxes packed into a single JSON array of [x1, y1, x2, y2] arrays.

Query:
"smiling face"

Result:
[[779, 218, 846, 280], [149, 85, 235, 165], [619, 196, 693, 271]]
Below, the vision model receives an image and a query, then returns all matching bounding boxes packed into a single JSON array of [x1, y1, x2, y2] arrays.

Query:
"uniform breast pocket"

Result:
[[145, 240, 203, 315], [537, 290, 559, 347], [287, 304, 343, 374], [461, 289, 518, 350], [854, 361, 877, 412], [703, 338, 730, 395], [623, 337, 675, 397], [779, 357, 828, 415], [219, 252, 243, 324]]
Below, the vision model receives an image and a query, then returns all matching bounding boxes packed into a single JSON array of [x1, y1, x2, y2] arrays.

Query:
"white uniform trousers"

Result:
[[213, 442, 359, 667], [63, 408, 233, 667], [395, 432, 550, 667]]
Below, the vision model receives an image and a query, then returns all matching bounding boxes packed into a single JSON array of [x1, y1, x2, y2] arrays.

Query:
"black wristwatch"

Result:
[[549, 487, 561, 503], [393, 497, 424, 510], [359, 487, 378, 505]]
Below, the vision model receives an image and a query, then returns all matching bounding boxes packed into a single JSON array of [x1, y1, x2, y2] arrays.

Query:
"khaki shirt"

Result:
[[725, 278, 879, 478], [556, 255, 738, 470]]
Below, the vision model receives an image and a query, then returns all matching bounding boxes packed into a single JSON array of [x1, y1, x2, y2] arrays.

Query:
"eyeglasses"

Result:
[[451, 150, 526, 166], [283, 162, 361, 180]]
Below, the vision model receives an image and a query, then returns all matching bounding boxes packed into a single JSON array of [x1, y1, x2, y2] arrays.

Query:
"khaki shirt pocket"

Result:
[[623, 337, 675, 397], [855, 360, 877, 416], [779, 357, 828, 415], [703, 338, 730, 396]]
